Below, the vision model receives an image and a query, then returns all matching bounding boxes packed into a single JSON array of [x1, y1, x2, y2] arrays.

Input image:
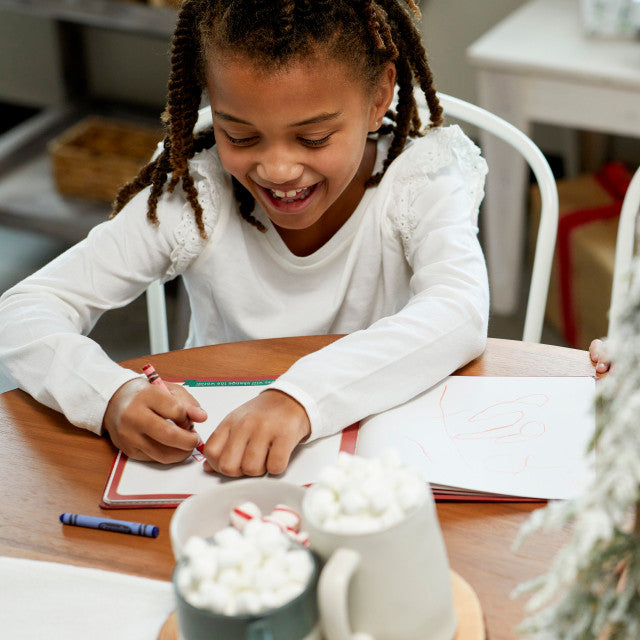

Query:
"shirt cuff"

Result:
[[86, 369, 148, 436]]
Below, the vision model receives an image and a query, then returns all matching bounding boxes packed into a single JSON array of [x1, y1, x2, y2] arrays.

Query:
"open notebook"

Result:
[[102, 376, 596, 508]]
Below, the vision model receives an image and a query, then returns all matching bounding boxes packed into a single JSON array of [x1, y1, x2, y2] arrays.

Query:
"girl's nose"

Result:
[[255, 147, 304, 184]]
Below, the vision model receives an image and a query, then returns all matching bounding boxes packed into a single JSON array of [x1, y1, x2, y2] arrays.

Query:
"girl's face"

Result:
[[205, 52, 395, 255]]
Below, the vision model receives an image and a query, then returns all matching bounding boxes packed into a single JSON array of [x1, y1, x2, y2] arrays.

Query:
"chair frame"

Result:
[[146, 279, 170, 354], [437, 93, 558, 344], [608, 165, 640, 336], [146, 93, 559, 352]]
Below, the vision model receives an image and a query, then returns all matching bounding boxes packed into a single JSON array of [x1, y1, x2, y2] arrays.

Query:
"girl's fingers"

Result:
[[150, 391, 193, 428], [240, 431, 274, 477], [202, 423, 231, 473], [266, 436, 296, 476], [213, 428, 252, 477], [201, 391, 311, 478], [144, 412, 200, 451], [137, 433, 197, 464], [186, 404, 208, 423], [168, 384, 208, 424], [588, 338, 611, 373], [589, 339, 603, 363]]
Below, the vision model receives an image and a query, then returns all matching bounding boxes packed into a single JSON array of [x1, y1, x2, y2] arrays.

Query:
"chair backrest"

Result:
[[145, 93, 559, 352], [146, 279, 170, 354], [608, 165, 640, 337], [435, 93, 558, 343]]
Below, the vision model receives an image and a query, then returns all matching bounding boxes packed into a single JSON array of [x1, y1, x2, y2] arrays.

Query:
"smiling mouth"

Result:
[[268, 184, 316, 203]]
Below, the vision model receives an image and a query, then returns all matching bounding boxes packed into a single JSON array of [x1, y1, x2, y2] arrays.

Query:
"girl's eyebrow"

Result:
[[290, 112, 342, 127], [213, 111, 251, 125], [213, 111, 342, 127]]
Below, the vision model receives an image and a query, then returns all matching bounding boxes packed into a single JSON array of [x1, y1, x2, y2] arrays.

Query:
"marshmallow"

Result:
[[199, 582, 232, 612], [265, 504, 302, 532], [213, 525, 244, 548], [339, 488, 368, 515], [318, 465, 348, 493], [191, 545, 219, 582], [182, 535, 209, 563], [275, 583, 305, 606], [285, 549, 315, 584], [303, 486, 338, 523], [397, 478, 425, 512], [260, 589, 287, 611], [176, 565, 194, 594], [235, 590, 263, 615], [230, 501, 262, 531], [217, 567, 242, 589], [362, 480, 393, 514]]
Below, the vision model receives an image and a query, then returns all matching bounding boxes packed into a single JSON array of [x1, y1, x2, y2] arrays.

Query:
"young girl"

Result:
[[0, 0, 489, 477]]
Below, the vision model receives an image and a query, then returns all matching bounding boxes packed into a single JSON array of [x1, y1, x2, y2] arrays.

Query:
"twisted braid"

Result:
[[364, 0, 441, 185], [378, 0, 442, 128], [111, 0, 443, 238], [364, 1, 398, 60], [282, 0, 295, 35], [368, 48, 414, 186]]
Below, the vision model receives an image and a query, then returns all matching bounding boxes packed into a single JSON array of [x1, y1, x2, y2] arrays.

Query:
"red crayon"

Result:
[[143, 363, 205, 454]]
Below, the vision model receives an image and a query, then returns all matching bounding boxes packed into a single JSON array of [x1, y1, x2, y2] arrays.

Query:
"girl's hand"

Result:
[[589, 338, 611, 374], [202, 389, 311, 478], [103, 378, 208, 463]]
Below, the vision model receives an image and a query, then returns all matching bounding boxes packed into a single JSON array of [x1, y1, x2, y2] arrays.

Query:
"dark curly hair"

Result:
[[111, 0, 442, 237]]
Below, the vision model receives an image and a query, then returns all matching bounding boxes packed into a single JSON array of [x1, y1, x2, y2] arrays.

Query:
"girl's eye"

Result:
[[299, 134, 331, 147], [223, 131, 258, 146]]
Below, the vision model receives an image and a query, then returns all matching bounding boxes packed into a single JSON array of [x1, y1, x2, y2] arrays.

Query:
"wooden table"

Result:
[[467, 0, 640, 314], [0, 336, 596, 640]]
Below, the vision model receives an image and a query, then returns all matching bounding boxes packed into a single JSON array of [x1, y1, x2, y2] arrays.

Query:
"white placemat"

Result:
[[0, 556, 174, 639]]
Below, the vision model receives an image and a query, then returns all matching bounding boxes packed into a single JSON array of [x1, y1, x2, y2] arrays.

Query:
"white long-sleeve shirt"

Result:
[[0, 125, 489, 441]]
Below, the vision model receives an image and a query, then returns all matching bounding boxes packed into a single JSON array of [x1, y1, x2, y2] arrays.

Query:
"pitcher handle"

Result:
[[317, 547, 374, 640], [246, 620, 275, 640]]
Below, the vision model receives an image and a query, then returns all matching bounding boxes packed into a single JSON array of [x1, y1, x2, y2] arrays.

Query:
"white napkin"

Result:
[[0, 556, 174, 639]]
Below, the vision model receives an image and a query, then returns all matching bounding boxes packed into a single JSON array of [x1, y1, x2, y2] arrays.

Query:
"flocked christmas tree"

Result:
[[513, 246, 640, 638]]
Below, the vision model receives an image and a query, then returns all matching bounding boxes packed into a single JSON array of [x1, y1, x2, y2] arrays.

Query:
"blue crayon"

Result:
[[60, 513, 159, 538]]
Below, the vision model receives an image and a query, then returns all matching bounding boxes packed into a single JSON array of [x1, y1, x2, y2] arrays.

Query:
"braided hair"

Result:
[[112, 0, 442, 237]]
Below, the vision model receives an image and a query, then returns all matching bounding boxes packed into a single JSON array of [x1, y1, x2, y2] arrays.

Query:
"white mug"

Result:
[[303, 483, 457, 640]]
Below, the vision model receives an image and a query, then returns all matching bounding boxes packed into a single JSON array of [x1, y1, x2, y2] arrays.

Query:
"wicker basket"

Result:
[[49, 116, 163, 202]]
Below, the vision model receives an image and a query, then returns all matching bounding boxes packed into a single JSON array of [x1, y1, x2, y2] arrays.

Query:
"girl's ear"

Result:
[[369, 63, 396, 131]]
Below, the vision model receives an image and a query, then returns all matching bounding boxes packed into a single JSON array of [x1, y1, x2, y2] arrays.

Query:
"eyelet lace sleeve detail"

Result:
[[388, 125, 488, 257], [166, 148, 231, 279]]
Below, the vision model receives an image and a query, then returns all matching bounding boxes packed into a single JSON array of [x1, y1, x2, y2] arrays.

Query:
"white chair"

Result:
[[435, 93, 558, 343], [146, 279, 170, 354], [145, 93, 559, 352], [608, 165, 640, 337]]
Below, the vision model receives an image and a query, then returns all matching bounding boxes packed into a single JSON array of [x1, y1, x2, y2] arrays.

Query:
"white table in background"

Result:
[[467, 0, 640, 314]]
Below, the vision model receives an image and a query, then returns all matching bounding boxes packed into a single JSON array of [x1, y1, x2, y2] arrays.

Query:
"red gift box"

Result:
[[530, 162, 632, 349]]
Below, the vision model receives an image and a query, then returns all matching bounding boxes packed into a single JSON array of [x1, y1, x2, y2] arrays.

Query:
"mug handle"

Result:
[[246, 620, 275, 640], [318, 547, 374, 640]]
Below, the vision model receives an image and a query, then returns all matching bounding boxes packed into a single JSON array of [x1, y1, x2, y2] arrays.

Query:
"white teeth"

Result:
[[270, 187, 307, 199]]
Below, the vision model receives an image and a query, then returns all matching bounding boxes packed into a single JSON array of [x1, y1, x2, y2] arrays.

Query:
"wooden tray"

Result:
[[158, 570, 486, 639]]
